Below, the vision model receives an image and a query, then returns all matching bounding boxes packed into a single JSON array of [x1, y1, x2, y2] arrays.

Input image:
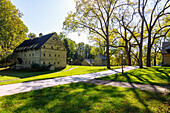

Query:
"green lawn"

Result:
[[97, 66, 170, 85], [0, 66, 120, 85], [0, 83, 169, 113]]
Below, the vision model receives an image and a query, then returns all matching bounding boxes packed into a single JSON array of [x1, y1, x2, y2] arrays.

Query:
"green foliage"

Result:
[[62, 38, 76, 61], [31, 63, 48, 72], [98, 66, 170, 85], [62, 38, 94, 62], [63, 0, 129, 68], [0, 0, 28, 64], [0, 83, 168, 112], [28, 33, 36, 39]]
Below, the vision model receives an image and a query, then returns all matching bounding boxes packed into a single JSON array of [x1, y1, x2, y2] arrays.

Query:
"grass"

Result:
[[0, 83, 169, 113], [97, 66, 170, 85], [0, 66, 120, 85]]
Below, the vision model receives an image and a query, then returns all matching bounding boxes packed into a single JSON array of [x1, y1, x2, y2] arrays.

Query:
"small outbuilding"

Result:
[[81, 59, 94, 66], [94, 55, 107, 66], [162, 42, 170, 66]]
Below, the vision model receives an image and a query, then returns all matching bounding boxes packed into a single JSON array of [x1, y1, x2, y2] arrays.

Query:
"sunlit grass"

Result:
[[98, 66, 170, 85], [0, 66, 120, 85], [0, 83, 168, 113]]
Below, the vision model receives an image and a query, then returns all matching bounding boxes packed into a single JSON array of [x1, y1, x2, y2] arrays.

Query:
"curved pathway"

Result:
[[0, 66, 169, 97], [0, 66, 138, 97]]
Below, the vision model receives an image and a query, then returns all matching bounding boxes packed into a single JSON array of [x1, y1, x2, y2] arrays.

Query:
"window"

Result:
[[49, 54, 51, 57], [55, 54, 56, 57], [58, 62, 60, 64], [25, 61, 27, 64], [29, 61, 30, 64], [44, 54, 45, 57], [32, 53, 34, 56], [49, 62, 51, 65], [57, 47, 59, 50], [58, 55, 60, 57], [43, 62, 45, 65], [44, 45, 45, 48], [29, 54, 31, 57], [51, 46, 53, 49], [54, 62, 56, 65], [24, 54, 26, 57]]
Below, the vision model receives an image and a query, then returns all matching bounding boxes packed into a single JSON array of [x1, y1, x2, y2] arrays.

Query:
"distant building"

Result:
[[94, 55, 107, 66], [162, 42, 170, 66], [14, 33, 67, 70], [82, 59, 94, 66]]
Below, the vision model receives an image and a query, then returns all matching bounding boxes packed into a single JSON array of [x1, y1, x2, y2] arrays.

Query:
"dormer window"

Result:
[[43, 45, 45, 48]]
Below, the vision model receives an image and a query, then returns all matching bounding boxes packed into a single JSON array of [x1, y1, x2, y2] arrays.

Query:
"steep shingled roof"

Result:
[[98, 55, 107, 60], [14, 33, 55, 52]]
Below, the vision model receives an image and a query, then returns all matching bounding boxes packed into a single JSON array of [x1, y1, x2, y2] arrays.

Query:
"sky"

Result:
[[11, 0, 90, 44]]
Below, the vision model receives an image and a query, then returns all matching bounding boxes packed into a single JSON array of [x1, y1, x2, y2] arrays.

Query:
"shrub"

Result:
[[31, 63, 40, 71], [40, 65, 48, 71]]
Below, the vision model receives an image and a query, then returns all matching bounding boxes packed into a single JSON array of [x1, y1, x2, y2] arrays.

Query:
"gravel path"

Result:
[[0, 66, 138, 97], [82, 79, 170, 94]]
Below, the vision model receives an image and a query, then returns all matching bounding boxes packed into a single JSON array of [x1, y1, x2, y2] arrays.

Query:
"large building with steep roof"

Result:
[[14, 32, 67, 69]]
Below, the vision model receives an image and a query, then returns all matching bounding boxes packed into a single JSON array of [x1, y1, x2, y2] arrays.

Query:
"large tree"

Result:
[[0, 0, 28, 66], [62, 38, 76, 61], [112, 4, 141, 66], [63, 0, 126, 69], [137, 0, 170, 67]]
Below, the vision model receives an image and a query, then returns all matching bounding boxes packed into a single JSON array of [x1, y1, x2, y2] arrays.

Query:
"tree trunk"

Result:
[[106, 38, 111, 69], [125, 42, 131, 66], [154, 56, 156, 66], [127, 51, 131, 66], [146, 46, 151, 67], [146, 33, 151, 67], [139, 45, 143, 68]]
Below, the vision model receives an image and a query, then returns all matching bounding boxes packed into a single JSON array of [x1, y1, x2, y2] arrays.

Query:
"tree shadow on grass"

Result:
[[98, 67, 170, 85], [0, 68, 65, 79], [0, 83, 168, 113], [154, 67, 170, 83]]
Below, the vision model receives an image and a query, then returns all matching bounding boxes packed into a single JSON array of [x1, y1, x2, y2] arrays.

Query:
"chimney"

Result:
[[39, 33, 43, 37]]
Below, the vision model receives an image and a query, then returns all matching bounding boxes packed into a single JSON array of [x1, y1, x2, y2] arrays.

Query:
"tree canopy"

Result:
[[0, 0, 28, 65]]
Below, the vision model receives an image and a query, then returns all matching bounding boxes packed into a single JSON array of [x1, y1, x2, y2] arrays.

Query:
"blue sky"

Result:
[[11, 0, 89, 44]]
